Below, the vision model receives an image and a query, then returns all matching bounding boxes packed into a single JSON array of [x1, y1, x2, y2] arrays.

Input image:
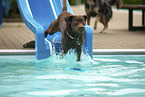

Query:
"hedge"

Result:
[[122, 0, 142, 5]]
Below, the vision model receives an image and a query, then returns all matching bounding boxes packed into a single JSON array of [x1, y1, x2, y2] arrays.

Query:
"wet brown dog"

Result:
[[45, 0, 87, 61]]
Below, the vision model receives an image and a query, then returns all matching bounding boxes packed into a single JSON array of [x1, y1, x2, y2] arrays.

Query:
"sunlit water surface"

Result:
[[0, 53, 145, 97]]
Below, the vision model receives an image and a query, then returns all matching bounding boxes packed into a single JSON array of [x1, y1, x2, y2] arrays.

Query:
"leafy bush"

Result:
[[9, 0, 19, 14], [3, 0, 20, 18], [68, 0, 75, 5], [68, 0, 84, 5], [69, 0, 142, 5], [122, 0, 142, 5]]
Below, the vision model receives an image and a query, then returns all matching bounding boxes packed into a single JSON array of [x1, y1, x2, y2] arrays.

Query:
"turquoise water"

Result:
[[0, 54, 145, 97]]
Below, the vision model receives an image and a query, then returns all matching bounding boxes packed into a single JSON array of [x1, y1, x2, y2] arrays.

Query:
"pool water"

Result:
[[0, 54, 145, 97]]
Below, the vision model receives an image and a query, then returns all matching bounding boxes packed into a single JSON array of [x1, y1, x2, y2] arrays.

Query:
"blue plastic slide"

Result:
[[17, 0, 93, 60]]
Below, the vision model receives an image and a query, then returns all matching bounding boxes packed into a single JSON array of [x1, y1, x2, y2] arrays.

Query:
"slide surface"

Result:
[[17, 0, 93, 60]]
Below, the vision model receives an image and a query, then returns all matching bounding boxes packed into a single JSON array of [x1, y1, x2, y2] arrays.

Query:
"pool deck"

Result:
[[0, 5, 145, 50]]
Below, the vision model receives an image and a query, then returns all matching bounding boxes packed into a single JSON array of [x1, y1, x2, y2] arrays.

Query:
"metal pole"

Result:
[[0, 0, 3, 27], [142, 0, 145, 26], [129, 9, 133, 31]]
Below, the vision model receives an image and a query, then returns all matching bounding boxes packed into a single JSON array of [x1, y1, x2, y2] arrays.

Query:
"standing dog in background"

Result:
[[85, 0, 120, 33]]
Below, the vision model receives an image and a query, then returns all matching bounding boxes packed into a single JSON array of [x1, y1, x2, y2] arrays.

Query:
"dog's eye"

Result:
[[74, 21, 79, 24]]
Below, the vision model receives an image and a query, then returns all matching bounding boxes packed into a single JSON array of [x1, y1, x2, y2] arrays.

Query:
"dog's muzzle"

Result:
[[79, 27, 85, 32]]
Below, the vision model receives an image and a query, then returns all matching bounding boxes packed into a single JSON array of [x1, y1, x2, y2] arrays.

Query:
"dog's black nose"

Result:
[[79, 27, 85, 32]]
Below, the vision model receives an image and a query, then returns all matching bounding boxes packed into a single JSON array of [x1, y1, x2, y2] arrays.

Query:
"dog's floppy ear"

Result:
[[65, 16, 74, 23]]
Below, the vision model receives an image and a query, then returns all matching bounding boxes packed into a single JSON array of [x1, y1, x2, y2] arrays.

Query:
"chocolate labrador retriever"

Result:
[[45, 0, 87, 61]]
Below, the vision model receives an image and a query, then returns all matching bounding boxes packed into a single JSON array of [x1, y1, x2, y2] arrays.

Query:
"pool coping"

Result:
[[0, 49, 35, 55], [93, 49, 145, 55], [0, 49, 145, 55]]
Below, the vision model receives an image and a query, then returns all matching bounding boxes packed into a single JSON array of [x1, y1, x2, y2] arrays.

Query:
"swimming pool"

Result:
[[0, 50, 145, 97]]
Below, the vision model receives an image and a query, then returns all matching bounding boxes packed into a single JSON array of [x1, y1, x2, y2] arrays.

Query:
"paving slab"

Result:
[[0, 5, 145, 49]]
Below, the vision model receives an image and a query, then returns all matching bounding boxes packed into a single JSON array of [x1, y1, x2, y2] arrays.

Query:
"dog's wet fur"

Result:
[[45, 0, 87, 61], [85, 0, 120, 33]]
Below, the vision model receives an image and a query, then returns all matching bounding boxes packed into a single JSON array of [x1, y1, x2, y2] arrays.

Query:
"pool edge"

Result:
[[0, 49, 35, 55], [93, 49, 145, 55], [0, 49, 145, 55]]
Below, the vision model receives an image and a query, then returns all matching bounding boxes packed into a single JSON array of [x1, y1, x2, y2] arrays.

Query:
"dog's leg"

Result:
[[87, 15, 91, 25], [101, 23, 108, 33], [76, 47, 82, 61], [94, 15, 100, 30], [44, 19, 60, 37], [100, 16, 108, 33], [61, 45, 70, 59]]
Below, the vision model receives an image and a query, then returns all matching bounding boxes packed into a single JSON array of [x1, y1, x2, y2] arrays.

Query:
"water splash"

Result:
[[35, 51, 94, 72], [38, 50, 93, 65]]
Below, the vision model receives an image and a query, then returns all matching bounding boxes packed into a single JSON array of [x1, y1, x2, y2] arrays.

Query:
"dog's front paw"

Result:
[[99, 31, 106, 34], [49, 33, 54, 35], [45, 33, 48, 37], [45, 31, 49, 37], [45, 31, 54, 37], [76, 58, 81, 61]]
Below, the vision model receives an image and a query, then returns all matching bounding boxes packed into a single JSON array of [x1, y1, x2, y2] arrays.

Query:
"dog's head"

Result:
[[65, 15, 87, 34], [85, 0, 99, 16]]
